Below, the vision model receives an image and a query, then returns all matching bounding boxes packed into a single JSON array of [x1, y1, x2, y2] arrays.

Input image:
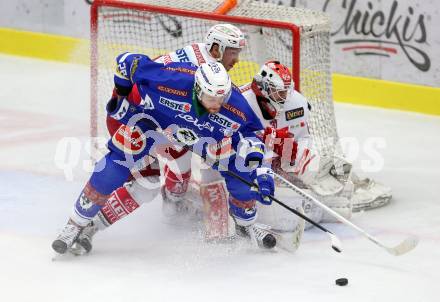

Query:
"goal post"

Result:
[[90, 0, 338, 159]]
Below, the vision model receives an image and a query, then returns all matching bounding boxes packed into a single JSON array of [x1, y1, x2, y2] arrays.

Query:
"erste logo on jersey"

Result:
[[285, 107, 304, 121], [177, 114, 214, 132], [208, 113, 240, 133], [159, 96, 191, 113], [112, 125, 146, 155]]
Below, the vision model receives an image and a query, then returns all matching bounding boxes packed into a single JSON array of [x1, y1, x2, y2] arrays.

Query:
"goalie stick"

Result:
[[273, 172, 419, 256]]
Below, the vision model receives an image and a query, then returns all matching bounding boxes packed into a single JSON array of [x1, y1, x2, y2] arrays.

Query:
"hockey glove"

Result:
[[251, 167, 275, 205], [106, 96, 144, 126], [239, 138, 265, 168]]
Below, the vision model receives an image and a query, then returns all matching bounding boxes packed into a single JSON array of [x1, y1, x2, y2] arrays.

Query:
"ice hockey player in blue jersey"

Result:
[[52, 53, 277, 254]]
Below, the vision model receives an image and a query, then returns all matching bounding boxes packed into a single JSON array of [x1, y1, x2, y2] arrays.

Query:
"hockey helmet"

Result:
[[253, 60, 294, 112], [195, 62, 232, 104], [205, 24, 246, 59]]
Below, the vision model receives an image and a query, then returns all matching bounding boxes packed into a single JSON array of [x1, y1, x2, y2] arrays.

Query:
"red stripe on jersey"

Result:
[[191, 44, 206, 65]]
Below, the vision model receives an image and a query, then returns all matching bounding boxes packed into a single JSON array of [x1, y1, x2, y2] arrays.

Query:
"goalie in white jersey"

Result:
[[159, 60, 354, 244], [240, 61, 352, 233], [243, 60, 392, 234]]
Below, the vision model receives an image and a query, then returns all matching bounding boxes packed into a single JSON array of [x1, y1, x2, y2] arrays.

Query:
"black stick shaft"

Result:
[[223, 170, 335, 235]]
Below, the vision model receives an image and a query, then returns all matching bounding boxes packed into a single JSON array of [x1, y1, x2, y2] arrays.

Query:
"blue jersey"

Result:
[[108, 52, 264, 167]]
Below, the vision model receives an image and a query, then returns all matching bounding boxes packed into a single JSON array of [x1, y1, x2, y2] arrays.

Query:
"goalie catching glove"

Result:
[[262, 126, 298, 165]]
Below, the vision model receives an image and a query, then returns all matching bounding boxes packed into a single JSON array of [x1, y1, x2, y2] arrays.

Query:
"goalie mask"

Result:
[[205, 24, 246, 60], [252, 61, 294, 113], [194, 62, 232, 112]]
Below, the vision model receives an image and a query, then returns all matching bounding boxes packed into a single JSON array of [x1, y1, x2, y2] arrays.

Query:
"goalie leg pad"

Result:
[[351, 176, 392, 211], [320, 195, 352, 223], [163, 164, 191, 201], [301, 190, 325, 230], [257, 186, 302, 232], [200, 180, 235, 240], [127, 176, 161, 205]]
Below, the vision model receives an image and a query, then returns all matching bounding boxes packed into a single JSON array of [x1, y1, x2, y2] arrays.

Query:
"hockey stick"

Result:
[[147, 127, 342, 253], [273, 172, 419, 256], [221, 169, 343, 253]]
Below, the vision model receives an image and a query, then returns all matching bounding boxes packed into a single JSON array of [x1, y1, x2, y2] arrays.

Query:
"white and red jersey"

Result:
[[155, 43, 217, 66], [240, 84, 316, 182], [239, 83, 311, 144]]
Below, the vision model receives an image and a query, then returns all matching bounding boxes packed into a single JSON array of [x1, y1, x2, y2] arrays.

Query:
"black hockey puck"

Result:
[[335, 278, 348, 286], [262, 233, 277, 249]]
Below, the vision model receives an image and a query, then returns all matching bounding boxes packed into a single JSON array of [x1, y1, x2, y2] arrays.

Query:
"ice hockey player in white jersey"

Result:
[[156, 23, 245, 70], [243, 60, 391, 237], [155, 24, 248, 221], [239, 61, 352, 235]]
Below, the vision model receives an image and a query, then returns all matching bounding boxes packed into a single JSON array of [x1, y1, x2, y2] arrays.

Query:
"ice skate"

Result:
[[52, 219, 83, 254], [69, 221, 99, 255], [237, 223, 277, 249]]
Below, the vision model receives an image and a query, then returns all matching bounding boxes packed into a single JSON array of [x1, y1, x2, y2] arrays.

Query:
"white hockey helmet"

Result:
[[194, 62, 232, 103], [252, 60, 294, 112], [205, 24, 246, 59]]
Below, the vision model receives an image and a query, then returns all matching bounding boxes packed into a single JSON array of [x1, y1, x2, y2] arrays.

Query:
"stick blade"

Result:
[[387, 235, 419, 256], [329, 233, 343, 253]]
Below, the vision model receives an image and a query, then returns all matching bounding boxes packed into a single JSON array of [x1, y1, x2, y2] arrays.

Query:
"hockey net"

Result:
[[91, 0, 339, 158]]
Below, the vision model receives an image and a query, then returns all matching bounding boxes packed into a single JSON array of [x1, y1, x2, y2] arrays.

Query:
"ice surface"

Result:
[[1, 54, 439, 302]]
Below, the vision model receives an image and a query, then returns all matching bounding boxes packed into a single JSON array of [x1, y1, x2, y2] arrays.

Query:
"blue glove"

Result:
[[106, 97, 144, 126], [251, 167, 274, 205]]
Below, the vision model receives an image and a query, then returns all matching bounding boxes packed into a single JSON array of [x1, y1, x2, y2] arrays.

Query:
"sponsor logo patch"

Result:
[[222, 103, 247, 121], [79, 193, 93, 210], [163, 66, 196, 75], [177, 114, 214, 132], [174, 128, 199, 145], [206, 137, 235, 161], [112, 125, 146, 154], [162, 54, 173, 65], [141, 93, 155, 110], [175, 48, 190, 62], [130, 57, 140, 81], [209, 62, 222, 74], [159, 96, 191, 113], [191, 44, 206, 65], [285, 107, 304, 121], [157, 85, 188, 97], [208, 113, 240, 132]]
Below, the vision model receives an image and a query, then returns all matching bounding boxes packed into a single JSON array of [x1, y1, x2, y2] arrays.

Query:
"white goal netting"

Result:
[[91, 0, 339, 158]]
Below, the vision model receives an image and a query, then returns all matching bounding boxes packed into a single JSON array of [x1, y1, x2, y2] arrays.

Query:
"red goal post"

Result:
[[90, 0, 338, 159]]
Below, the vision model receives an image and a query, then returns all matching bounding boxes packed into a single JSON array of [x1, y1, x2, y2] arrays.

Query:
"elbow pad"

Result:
[[114, 83, 132, 97], [106, 97, 142, 125]]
